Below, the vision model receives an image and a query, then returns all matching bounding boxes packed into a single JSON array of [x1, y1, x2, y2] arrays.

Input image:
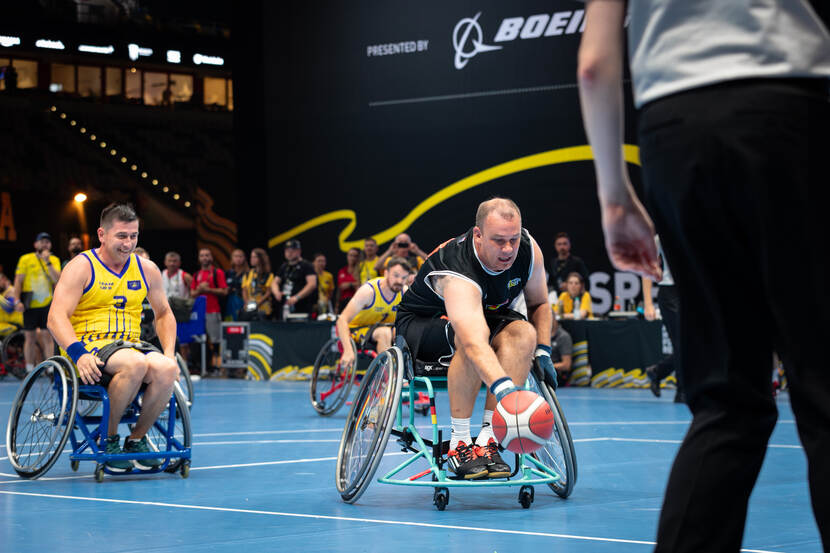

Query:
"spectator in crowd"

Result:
[[336, 247, 361, 313], [642, 235, 683, 402], [133, 248, 159, 347], [62, 236, 84, 269], [359, 237, 379, 283], [13, 232, 60, 371], [312, 252, 334, 316], [557, 272, 592, 319], [550, 317, 574, 382], [224, 248, 248, 320], [549, 232, 589, 292], [0, 272, 23, 334], [134, 247, 149, 259], [374, 233, 426, 276], [162, 251, 191, 300], [271, 240, 317, 319], [241, 248, 274, 320], [190, 248, 228, 370]]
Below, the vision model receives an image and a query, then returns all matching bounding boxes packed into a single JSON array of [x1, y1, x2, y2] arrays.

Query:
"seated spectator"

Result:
[[0, 272, 23, 334], [550, 318, 574, 381], [271, 240, 317, 319], [190, 248, 228, 370], [225, 248, 248, 320], [557, 272, 592, 319], [549, 232, 590, 292], [240, 248, 274, 320], [358, 237, 379, 283], [162, 251, 192, 300], [374, 233, 426, 276], [336, 247, 361, 313], [313, 252, 334, 316]]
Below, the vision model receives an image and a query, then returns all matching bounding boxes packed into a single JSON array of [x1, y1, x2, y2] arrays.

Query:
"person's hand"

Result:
[[339, 348, 355, 371], [644, 304, 656, 321], [273, 290, 283, 302], [535, 346, 558, 389], [37, 248, 52, 261], [76, 353, 104, 385], [600, 196, 662, 281], [287, 296, 298, 306], [14, 300, 24, 313], [198, 281, 209, 292]]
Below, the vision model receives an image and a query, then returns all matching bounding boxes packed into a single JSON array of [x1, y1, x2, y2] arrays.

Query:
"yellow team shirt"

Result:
[[557, 291, 593, 318], [72, 250, 147, 354], [0, 288, 23, 334], [348, 277, 402, 340], [241, 270, 274, 316], [317, 270, 334, 305], [15, 252, 61, 308], [358, 259, 378, 284]]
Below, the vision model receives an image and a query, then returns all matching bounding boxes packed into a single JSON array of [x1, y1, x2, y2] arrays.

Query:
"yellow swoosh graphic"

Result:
[[268, 144, 640, 251]]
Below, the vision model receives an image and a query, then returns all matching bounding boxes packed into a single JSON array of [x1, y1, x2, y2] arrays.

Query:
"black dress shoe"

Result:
[[645, 365, 661, 398]]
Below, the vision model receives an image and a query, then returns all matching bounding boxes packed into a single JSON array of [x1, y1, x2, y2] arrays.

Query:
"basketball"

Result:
[[492, 390, 554, 454]]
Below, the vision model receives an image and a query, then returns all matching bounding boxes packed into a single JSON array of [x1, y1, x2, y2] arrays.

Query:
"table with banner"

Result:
[[233, 318, 672, 388]]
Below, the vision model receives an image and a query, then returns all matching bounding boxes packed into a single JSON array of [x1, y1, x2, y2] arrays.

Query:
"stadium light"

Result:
[[193, 53, 224, 66], [78, 44, 114, 55], [127, 43, 153, 61], [74, 193, 87, 203], [166, 50, 181, 63], [0, 36, 21, 48], [36, 39, 65, 50]]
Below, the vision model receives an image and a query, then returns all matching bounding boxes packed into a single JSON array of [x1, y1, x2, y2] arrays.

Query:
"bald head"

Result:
[[475, 197, 521, 230]]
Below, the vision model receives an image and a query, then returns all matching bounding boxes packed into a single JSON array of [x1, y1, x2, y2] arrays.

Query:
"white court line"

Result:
[[0, 489, 783, 552]]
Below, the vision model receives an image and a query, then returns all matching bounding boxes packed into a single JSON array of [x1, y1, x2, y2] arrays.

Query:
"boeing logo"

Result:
[[452, 12, 502, 70], [452, 10, 585, 70]]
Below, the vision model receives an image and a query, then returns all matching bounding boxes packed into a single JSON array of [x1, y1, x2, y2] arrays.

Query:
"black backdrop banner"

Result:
[[246, 1, 644, 314]]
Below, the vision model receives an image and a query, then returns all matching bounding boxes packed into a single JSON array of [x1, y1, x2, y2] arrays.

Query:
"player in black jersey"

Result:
[[396, 198, 556, 479]]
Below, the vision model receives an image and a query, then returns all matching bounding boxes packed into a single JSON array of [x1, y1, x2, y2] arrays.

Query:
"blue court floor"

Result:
[[0, 378, 820, 552]]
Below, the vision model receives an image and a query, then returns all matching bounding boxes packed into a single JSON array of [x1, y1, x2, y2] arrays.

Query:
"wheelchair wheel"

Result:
[[5, 357, 78, 479], [175, 353, 194, 409], [527, 369, 577, 498], [1, 329, 28, 380], [132, 384, 192, 473], [310, 336, 358, 416], [335, 346, 403, 503]]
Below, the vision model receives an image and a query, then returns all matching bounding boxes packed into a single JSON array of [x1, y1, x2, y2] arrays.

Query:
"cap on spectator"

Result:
[[284, 239, 301, 249], [36, 232, 52, 242]]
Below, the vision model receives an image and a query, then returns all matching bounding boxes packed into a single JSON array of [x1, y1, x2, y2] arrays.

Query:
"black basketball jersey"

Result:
[[399, 227, 534, 318]]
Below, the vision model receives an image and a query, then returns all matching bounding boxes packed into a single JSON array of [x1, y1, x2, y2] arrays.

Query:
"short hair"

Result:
[[134, 247, 149, 257], [312, 252, 326, 260], [555, 232, 570, 241], [566, 272, 584, 285], [475, 197, 521, 229], [386, 256, 413, 274], [165, 251, 181, 261], [364, 237, 377, 244], [100, 202, 138, 229]]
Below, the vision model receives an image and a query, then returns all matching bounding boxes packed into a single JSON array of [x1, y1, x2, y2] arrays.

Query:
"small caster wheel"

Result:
[[70, 460, 80, 472], [433, 487, 449, 511], [518, 485, 534, 509], [94, 465, 105, 483], [180, 462, 190, 479]]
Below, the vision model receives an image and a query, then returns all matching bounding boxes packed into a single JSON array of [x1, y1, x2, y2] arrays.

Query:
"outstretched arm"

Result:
[[578, 0, 661, 281]]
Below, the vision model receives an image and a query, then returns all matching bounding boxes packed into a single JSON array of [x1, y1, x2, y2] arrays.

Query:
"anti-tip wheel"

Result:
[[519, 485, 535, 509], [433, 487, 450, 511], [94, 465, 104, 483]]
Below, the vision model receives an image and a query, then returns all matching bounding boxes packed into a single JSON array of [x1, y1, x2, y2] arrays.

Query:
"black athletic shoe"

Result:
[[447, 441, 489, 480], [645, 365, 661, 398], [481, 438, 511, 478]]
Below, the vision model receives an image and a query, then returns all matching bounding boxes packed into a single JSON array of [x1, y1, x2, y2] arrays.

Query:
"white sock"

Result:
[[476, 410, 495, 446], [449, 417, 471, 452], [25, 363, 33, 373]]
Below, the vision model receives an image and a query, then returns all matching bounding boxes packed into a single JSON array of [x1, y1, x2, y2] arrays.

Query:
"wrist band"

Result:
[[535, 344, 552, 356], [66, 342, 89, 364]]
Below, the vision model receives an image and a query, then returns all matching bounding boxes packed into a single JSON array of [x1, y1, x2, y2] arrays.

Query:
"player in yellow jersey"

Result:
[[47, 203, 179, 472], [335, 257, 412, 370]]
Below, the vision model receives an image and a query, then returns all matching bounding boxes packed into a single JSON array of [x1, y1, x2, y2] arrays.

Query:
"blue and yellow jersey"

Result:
[[348, 278, 401, 338], [71, 249, 148, 353]]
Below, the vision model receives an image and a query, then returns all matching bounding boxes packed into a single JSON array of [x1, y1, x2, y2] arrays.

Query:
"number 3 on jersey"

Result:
[[113, 295, 127, 309]]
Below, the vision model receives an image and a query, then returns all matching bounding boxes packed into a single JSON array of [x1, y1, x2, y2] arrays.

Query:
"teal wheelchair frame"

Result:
[[336, 338, 577, 510]]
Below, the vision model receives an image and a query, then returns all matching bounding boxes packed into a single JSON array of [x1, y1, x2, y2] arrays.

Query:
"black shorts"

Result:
[[395, 309, 526, 363], [23, 305, 50, 330]]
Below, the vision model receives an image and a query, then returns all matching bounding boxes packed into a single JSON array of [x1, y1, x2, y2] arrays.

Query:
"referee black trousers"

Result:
[[638, 78, 830, 553]]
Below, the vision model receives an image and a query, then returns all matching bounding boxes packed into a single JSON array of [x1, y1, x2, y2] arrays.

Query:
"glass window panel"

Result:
[[125, 68, 141, 99], [169, 74, 193, 103], [12, 59, 37, 89], [204, 77, 226, 106], [143, 71, 167, 106], [50, 63, 75, 93], [77, 66, 101, 98], [105, 67, 122, 96]]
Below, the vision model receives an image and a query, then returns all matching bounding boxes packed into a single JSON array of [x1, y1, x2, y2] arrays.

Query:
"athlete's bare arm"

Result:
[[437, 275, 506, 387], [141, 259, 177, 359], [47, 255, 103, 384], [335, 282, 375, 369], [524, 240, 552, 348]]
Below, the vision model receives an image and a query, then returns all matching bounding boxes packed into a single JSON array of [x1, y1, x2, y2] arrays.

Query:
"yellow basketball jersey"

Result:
[[349, 277, 401, 329], [72, 250, 147, 347]]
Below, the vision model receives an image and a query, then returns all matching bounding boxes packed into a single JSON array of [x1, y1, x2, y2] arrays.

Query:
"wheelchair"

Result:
[[5, 355, 192, 482], [335, 337, 577, 510], [0, 326, 27, 380]]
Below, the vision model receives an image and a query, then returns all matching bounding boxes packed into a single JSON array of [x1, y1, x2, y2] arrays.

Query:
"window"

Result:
[[169, 73, 193, 103], [125, 67, 141, 99], [105, 67, 122, 96], [143, 71, 167, 106], [77, 66, 101, 98], [204, 77, 226, 107], [12, 59, 37, 89], [51, 63, 75, 93]]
